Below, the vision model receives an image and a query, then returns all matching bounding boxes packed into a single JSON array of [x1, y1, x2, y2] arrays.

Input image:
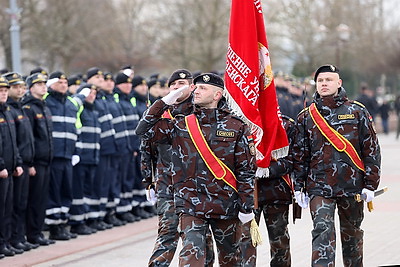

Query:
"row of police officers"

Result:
[[0, 66, 154, 258]]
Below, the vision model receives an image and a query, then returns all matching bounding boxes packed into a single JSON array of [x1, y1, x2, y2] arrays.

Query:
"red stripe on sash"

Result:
[[185, 114, 238, 191], [309, 103, 365, 172], [162, 110, 173, 119]]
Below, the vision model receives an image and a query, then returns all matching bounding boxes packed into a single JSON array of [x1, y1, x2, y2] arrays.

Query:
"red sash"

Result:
[[162, 109, 173, 119], [309, 103, 365, 172], [185, 114, 238, 191]]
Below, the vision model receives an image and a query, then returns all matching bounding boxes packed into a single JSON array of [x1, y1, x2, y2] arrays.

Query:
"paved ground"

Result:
[[2, 131, 399, 267]]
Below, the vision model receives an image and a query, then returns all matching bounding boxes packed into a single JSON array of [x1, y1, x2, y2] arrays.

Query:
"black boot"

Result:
[[49, 225, 70, 241]]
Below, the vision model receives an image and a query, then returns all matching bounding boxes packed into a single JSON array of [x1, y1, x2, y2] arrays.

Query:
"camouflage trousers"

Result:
[[310, 196, 364, 267], [239, 204, 291, 267], [149, 198, 214, 267], [179, 214, 240, 267]]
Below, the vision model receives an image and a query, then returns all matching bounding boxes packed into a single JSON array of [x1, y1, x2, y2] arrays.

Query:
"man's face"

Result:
[[103, 79, 115, 93], [0, 87, 9, 103], [30, 82, 48, 99], [88, 75, 105, 89], [193, 84, 221, 108], [118, 82, 132, 95], [9, 84, 26, 100], [169, 79, 193, 102], [316, 72, 342, 97], [133, 84, 148, 96], [149, 84, 162, 98], [68, 85, 79, 95], [50, 78, 68, 94]]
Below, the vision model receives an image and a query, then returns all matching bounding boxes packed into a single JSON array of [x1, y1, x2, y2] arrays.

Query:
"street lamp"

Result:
[[335, 23, 351, 67]]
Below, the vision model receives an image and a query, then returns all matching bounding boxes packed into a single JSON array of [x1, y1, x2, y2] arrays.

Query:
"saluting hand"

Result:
[[161, 85, 189, 105]]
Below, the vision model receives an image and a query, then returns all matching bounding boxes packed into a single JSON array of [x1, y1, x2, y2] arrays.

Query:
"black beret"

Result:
[[167, 69, 193, 87], [104, 72, 114, 81], [314, 64, 339, 82], [30, 67, 48, 76], [67, 74, 82, 87], [3, 72, 24, 86], [115, 73, 132, 85], [131, 75, 146, 88], [86, 67, 103, 80], [49, 71, 67, 80], [25, 73, 47, 89], [0, 76, 10, 88], [193, 73, 224, 89]]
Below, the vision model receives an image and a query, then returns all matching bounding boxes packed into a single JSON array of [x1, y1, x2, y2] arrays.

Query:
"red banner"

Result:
[[224, 0, 288, 175]]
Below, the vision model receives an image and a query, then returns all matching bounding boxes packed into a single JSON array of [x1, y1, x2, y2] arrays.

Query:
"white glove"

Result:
[[71, 155, 80, 166], [238, 212, 255, 224], [362, 188, 374, 202], [161, 85, 189, 105], [294, 191, 310, 209], [146, 188, 157, 205], [79, 87, 91, 97]]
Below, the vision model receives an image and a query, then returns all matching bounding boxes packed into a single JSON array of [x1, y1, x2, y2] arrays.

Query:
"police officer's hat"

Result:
[[313, 64, 339, 82], [147, 78, 160, 89], [67, 74, 82, 87], [3, 72, 24, 86], [30, 67, 48, 77], [115, 73, 132, 85], [25, 73, 47, 89], [0, 76, 10, 88], [86, 67, 103, 81], [167, 69, 193, 87], [193, 73, 224, 89], [104, 72, 114, 81], [49, 71, 67, 80], [131, 76, 146, 88]]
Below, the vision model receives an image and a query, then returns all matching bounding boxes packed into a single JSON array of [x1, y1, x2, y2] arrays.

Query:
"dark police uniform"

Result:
[[22, 73, 54, 246]]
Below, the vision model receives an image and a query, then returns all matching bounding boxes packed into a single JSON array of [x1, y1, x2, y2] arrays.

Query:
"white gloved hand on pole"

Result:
[[146, 188, 157, 205], [294, 191, 310, 209], [238, 212, 255, 224], [362, 188, 374, 202], [161, 85, 189, 105]]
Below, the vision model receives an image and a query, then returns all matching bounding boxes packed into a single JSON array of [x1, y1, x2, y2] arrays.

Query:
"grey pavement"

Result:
[[2, 131, 399, 267]]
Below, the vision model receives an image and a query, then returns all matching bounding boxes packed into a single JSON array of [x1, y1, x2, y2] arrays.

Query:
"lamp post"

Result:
[[6, 0, 22, 73], [335, 23, 350, 67]]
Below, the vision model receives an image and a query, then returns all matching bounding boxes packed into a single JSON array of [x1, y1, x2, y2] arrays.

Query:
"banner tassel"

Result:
[[250, 218, 263, 247]]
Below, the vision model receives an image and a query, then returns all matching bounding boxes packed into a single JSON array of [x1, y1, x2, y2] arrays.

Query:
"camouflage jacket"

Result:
[[136, 99, 256, 219], [140, 95, 194, 199], [292, 88, 381, 198], [257, 115, 295, 205]]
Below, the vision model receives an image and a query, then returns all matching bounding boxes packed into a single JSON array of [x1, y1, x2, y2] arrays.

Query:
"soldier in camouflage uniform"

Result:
[[242, 115, 296, 267], [137, 73, 256, 267], [292, 65, 381, 267], [141, 69, 214, 266]]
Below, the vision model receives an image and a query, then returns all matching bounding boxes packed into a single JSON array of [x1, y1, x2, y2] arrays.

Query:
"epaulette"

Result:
[[352, 100, 366, 109], [281, 114, 295, 123], [230, 114, 245, 123], [297, 107, 309, 116], [23, 105, 30, 109]]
